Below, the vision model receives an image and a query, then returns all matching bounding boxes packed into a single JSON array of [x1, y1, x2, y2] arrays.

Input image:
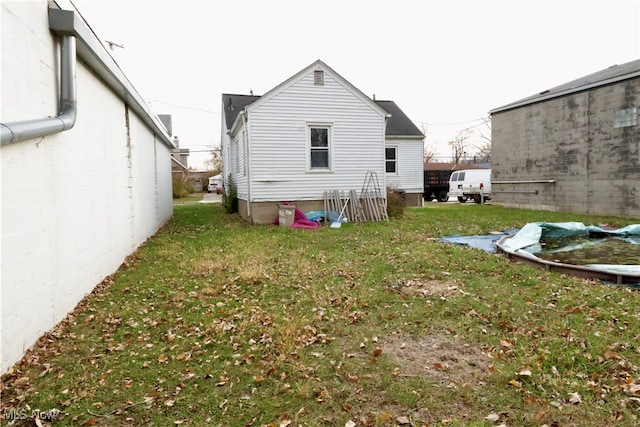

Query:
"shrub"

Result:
[[172, 174, 190, 199], [386, 187, 406, 218], [222, 174, 238, 214]]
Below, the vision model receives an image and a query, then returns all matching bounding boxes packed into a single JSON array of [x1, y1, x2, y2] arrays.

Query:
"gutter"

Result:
[[1, 23, 76, 146], [490, 71, 640, 115], [1, 8, 173, 148]]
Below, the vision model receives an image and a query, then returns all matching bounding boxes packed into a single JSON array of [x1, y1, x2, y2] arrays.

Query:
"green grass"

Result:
[[2, 203, 639, 426], [173, 192, 204, 205]]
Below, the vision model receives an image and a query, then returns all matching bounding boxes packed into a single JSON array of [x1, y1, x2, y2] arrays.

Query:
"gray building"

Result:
[[490, 60, 640, 219]]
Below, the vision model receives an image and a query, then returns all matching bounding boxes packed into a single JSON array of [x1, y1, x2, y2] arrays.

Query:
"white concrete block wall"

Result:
[[1, 1, 173, 373]]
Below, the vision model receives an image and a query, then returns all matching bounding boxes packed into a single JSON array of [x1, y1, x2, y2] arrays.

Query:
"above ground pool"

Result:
[[496, 222, 640, 285]]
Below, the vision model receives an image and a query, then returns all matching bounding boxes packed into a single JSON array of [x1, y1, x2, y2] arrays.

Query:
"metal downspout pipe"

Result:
[[1, 35, 77, 146]]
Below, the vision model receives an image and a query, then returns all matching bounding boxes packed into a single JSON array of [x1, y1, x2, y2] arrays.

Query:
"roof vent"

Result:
[[314, 70, 324, 85]]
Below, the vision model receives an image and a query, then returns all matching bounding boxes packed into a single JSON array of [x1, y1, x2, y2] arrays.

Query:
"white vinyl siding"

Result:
[[385, 138, 424, 193], [247, 70, 386, 201]]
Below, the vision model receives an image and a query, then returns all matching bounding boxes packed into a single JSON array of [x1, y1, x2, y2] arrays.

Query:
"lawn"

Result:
[[2, 202, 639, 426]]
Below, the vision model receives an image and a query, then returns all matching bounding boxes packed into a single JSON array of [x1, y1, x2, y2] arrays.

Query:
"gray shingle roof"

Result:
[[491, 59, 640, 114], [221, 94, 260, 130], [375, 100, 424, 137], [221, 93, 423, 138]]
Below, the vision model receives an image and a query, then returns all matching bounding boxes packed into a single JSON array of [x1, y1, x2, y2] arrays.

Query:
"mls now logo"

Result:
[[3, 408, 28, 420], [3, 408, 61, 421]]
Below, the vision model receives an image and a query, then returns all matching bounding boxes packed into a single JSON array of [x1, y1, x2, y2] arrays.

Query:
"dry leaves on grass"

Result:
[[382, 332, 493, 385]]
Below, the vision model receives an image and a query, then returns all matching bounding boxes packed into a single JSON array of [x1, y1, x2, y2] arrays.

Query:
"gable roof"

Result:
[[375, 100, 424, 137], [223, 60, 427, 137], [245, 60, 389, 119], [222, 94, 259, 130], [491, 59, 640, 114]]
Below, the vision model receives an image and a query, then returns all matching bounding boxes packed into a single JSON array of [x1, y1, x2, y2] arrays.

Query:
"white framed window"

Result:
[[385, 146, 398, 174], [307, 124, 332, 171]]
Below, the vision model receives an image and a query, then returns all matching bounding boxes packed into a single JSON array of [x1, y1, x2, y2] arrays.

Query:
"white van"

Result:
[[448, 169, 491, 203]]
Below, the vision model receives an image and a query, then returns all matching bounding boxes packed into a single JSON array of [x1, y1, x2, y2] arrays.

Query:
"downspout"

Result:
[[1, 33, 76, 146], [243, 109, 252, 220]]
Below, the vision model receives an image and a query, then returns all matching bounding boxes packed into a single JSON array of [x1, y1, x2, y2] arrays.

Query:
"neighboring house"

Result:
[[490, 59, 640, 218], [171, 137, 190, 174], [221, 60, 424, 224], [1, 1, 174, 373]]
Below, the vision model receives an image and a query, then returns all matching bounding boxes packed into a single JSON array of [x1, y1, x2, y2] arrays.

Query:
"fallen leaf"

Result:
[[373, 347, 382, 356], [604, 351, 622, 360], [517, 369, 532, 377], [568, 392, 582, 404], [396, 415, 410, 424], [345, 421, 356, 427], [484, 413, 500, 422], [13, 376, 30, 387], [158, 354, 169, 363], [164, 399, 175, 407]]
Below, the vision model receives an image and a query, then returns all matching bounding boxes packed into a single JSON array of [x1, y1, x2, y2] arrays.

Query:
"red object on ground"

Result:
[[273, 206, 319, 229]]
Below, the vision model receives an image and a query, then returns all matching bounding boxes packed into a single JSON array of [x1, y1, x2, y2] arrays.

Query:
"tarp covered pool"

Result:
[[496, 222, 640, 285]]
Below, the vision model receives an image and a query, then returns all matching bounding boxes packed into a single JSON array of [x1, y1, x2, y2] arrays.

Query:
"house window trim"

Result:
[[306, 122, 333, 173], [385, 145, 398, 175]]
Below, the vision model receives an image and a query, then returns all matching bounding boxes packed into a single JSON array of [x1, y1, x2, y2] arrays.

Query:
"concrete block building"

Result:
[[490, 60, 639, 218]]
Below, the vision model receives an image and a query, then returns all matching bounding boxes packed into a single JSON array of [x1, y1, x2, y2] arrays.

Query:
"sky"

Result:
[[70, 0, 640, 171]]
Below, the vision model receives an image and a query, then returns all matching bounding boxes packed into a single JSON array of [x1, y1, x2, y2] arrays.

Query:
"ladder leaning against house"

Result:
[[322, 171, 388, 224], [360, 171, 388, 221]]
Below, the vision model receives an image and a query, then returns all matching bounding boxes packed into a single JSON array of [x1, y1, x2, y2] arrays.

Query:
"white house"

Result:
[[1, 0, 174, 373], [221, 60, 424, 224]]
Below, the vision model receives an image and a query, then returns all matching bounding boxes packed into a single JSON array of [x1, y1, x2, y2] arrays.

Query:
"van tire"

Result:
[[457, 196, 468, 203], [437, 191, 449, 202]]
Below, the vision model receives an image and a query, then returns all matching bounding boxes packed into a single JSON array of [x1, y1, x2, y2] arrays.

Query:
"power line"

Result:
[[420, 117, 486, 126], [148, 98, 219, 114]]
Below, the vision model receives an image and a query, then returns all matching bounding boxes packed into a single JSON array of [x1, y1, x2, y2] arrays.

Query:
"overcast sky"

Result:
[[71, 0, 640, 171]]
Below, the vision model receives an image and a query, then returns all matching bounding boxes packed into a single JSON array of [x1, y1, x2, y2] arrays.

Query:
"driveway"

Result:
[[200, 192, 222, 203]]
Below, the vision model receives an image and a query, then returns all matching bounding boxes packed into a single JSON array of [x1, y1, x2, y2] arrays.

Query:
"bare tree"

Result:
[[471, 116, 491, 163], [420, 124, 438, 164], [477, 115, 492, 145], [204, 147, 223, 173], [423, 141, 438, 164], [448, 129, 471, 163], [474, 142, 491, 163]]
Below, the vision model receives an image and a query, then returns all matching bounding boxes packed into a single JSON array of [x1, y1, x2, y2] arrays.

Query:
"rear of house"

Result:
[[490, 60, 640, 218], [221, 60, 424, 224]]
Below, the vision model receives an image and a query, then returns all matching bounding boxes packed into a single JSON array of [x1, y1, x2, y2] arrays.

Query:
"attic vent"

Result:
[[314, 70, 324, 85]]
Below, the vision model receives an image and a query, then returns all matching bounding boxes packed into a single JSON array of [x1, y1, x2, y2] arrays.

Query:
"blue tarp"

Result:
[[440, 229, 520, 253]]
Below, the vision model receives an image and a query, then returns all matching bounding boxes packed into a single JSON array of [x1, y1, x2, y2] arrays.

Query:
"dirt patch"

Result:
[[393, 279, 465, 298], [382, 332, 492, 385]]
